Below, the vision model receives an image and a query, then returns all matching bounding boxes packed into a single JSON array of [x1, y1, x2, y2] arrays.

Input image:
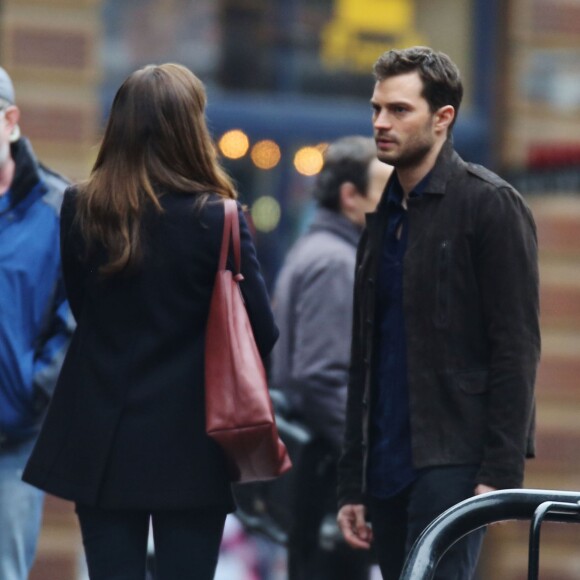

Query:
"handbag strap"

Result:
[[219, 199, 243, 280]]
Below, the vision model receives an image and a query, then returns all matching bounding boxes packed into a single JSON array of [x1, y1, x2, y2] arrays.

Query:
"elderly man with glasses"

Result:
[[0, 66, 72, 580]]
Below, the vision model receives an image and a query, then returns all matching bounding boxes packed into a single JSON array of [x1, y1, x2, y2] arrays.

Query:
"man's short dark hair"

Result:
[[373, 46, 463, 128], [313, 136, 377, 212]]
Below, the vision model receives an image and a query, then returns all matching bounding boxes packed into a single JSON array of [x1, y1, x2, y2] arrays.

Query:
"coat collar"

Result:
[[364, 137, 462, 238], [364, 210, 383, 246], [308, 207, 362, 248], [9, 138, 42, 207], [422, 137, 462, 196]]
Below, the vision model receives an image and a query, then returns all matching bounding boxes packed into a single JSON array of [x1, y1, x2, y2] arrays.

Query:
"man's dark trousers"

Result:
[[368, 465, 485, 580]]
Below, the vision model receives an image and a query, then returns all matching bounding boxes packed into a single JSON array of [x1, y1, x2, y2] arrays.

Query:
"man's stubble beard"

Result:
[[389, 140, 433, 170], [376, 117, 437, 170]]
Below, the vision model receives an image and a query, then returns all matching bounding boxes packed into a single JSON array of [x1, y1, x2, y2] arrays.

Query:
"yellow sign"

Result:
[[321, 0, 424, 72]]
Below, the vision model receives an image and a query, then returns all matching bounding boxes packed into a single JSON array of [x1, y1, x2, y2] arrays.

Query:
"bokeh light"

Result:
[[251, 196, 281, 233], [218, 129, 250, 159], [251, 140, 281, 170], [293, 146, 324, 176]]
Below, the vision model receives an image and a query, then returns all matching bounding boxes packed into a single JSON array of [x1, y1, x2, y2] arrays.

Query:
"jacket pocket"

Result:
[[451, 369, 488, 395], [434, 240, 451, 328], [444, 369, 488, 457]]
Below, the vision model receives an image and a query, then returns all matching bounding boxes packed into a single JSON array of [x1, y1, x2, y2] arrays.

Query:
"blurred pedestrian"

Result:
[[0, 66, 72, 580], [23, 63, 278, 579], [271, 136, 392, 580], [215, 515, 260, 580], [337, 46, 540, 580]]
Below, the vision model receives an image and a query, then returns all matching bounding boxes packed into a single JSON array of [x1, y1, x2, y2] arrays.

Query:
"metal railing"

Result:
[[399, 489, 580, 580]]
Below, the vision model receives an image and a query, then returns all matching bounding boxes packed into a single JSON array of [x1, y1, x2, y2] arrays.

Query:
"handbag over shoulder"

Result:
[[205, 199, 292, 483]]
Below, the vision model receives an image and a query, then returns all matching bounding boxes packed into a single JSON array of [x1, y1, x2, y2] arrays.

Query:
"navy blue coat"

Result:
[[23, 189, 278, 511]]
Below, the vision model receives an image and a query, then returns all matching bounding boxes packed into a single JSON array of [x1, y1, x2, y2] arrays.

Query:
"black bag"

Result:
[[233, 390, 336, 545]]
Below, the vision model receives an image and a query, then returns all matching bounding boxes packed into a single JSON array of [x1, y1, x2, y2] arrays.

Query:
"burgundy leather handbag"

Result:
[[205, 199, 292, 483]]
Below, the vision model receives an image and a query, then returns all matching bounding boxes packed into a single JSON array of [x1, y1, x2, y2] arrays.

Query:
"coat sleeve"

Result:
[[33, 189, 76, 403], [337, 231, 369, 507], [235, 203, 279, 359], [59, 187, 89, 322], [279, 253, 354, 452], [32, 270, 75, 403], [475, 186, 541, 489]]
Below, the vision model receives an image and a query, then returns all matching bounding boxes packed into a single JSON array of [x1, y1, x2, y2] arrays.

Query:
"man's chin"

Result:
[[376, 151, 396, 165]]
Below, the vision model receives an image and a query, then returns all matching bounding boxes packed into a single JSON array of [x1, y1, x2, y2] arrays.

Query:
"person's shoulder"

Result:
[[463, 163, 536, 227], [38, 163, 71, 214], [61, 184, 80, 209], [38, 162, 70, 191], [161, 191, 235, 234], [465, 162, 516, 193], [192, 191, 234, 216], [291, 229, 357, 277], [198, 192, 237, 214], [313, 229, 356, 258], [462, 162, 532, 209]]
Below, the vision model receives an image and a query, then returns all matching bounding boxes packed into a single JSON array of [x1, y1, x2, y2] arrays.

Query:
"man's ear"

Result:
[[4, 106, 20, 142], [434, 105, 455, 134], [339, 181, 358, 214]]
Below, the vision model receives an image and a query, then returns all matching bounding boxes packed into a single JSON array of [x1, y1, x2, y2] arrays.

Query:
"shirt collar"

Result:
[[387, 170, 432, 208]]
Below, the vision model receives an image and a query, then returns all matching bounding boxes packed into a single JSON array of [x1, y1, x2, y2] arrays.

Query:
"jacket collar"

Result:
[[9, 138, 43, 207], [364, 137, 461, 238], [422, 137, 463, 196], [364, 210, 383, 246], [308, 207, 362, 248]]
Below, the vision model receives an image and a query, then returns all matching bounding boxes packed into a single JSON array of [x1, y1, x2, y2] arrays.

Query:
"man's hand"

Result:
[[337, 504, 373, 549], [474, 483, 507, 526], [474, 484, 497, 495]]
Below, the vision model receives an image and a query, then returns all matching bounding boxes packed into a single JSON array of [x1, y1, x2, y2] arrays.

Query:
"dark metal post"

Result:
[[527, 500, 580, 580], [399, 489, 580, 580]]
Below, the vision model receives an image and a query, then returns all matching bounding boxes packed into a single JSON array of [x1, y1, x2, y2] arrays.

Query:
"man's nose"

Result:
[[374, 109, 392, 130]]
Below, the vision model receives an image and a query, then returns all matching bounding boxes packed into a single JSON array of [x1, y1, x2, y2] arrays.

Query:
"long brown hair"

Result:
[[77, 63, 237, 275]]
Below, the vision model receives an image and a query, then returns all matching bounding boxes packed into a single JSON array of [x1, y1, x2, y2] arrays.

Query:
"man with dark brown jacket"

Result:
[[337, 47, 540, 580]]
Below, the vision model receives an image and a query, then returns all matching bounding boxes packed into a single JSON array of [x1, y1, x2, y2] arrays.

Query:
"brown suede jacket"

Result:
[[338, 139, 541, 507]]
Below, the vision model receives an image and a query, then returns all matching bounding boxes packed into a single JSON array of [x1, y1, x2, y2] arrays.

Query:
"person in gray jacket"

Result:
[[270, 136, 392, 580]]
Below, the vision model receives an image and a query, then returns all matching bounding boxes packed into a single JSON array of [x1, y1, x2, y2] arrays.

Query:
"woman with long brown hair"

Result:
[[23, 63, 278, 579]]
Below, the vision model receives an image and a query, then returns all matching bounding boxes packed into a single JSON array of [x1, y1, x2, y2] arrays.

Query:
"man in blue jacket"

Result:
[[0, 66, 72, 580]]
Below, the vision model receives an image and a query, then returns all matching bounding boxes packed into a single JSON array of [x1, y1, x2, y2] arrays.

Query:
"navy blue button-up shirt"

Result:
[[368, 171, 429, 499]]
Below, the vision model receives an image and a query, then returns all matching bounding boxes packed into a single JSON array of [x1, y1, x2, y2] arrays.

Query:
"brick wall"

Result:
[[1, 2, 100, 578], [480, 196, 580, 579], [0, 0, 101, 181]]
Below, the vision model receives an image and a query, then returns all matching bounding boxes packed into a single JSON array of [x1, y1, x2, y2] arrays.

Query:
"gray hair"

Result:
[[313, 136, 377, 212]]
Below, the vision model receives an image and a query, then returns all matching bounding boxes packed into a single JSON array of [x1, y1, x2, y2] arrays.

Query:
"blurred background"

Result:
[[1, 0, 579, 578]]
